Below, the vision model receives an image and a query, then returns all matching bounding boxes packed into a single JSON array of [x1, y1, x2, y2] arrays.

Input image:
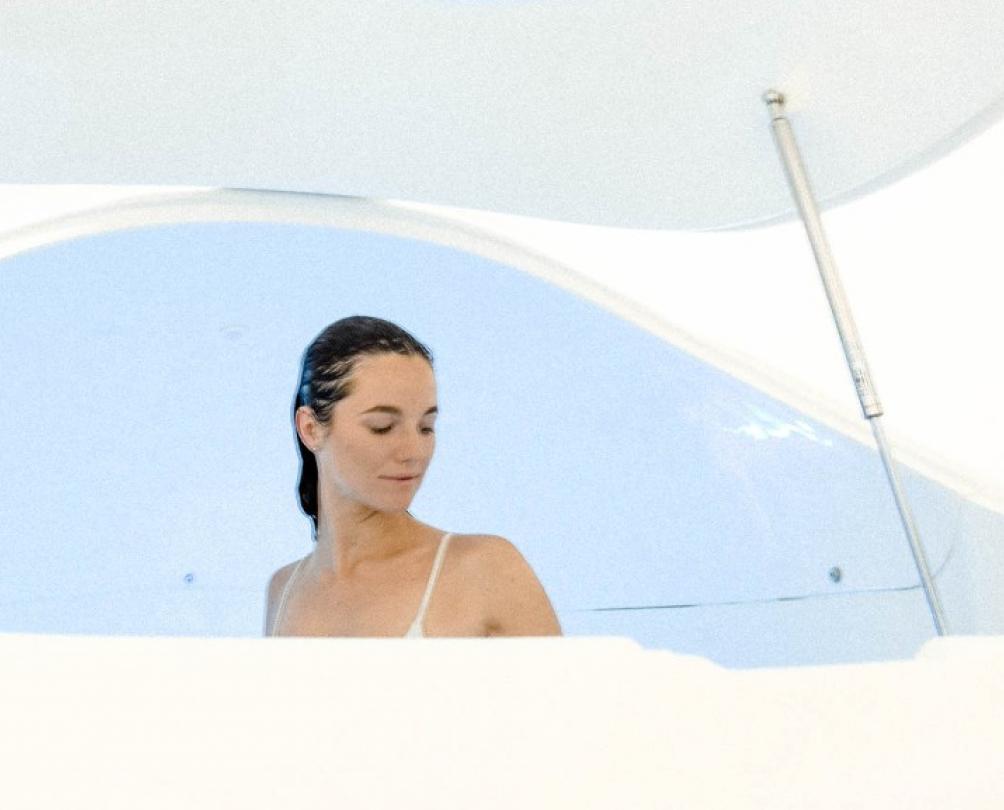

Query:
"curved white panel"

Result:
[[3, 634, 1003, 808], [1, 2, 1003, 228]]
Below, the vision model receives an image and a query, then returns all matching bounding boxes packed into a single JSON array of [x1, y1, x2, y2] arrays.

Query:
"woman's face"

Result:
[[306, 352, 438, 513]]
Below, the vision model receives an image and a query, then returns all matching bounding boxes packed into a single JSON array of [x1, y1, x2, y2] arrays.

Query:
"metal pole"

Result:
[[762, 90, 949, 636]]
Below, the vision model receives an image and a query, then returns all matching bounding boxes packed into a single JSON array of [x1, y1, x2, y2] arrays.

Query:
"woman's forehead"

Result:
[[348, 353, 436, 400]]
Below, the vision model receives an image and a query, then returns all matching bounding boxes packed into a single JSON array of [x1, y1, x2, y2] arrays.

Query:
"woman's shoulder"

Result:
[[446, 533, 524, 568], [448, 533, 561, 636], [446, 533, 542, 591], [264, 557, 308, 636], [271, 556, 306, 581], [267, 557, 307, 602]]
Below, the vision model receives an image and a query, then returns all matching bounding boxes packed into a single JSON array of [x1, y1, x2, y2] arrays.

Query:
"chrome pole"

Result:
[[762, 90, 949, 636]]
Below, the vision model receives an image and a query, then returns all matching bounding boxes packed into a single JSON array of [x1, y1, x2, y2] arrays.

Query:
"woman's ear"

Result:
[[295, 406, 324, 452]]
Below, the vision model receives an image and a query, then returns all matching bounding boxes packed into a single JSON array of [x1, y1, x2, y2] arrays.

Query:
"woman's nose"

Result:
[[395, 429, 427, 461]]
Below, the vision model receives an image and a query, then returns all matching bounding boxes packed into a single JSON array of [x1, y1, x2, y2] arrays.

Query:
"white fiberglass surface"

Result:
[[0, 222, 985, 666], [3, 2, 1004, 229]]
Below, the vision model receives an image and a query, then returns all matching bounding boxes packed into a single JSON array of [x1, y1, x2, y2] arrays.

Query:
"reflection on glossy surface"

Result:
[[727, 404, 834, 447]]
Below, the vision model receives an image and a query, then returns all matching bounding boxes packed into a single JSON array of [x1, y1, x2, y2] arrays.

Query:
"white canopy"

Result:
[[2, 1, 1003, 229]]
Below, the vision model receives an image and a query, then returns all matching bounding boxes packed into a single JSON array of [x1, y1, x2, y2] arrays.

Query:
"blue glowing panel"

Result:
[[0, 222, 968, 664]]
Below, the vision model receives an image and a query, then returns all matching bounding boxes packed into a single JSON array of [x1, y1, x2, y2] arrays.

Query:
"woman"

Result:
[[265, 315, 562, 638]]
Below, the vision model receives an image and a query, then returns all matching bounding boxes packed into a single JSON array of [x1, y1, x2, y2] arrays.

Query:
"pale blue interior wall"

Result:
[[0, 222, 989, 666]]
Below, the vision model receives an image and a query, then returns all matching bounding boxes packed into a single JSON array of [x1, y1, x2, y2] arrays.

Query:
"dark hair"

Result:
[[293, 315, 434, 536]]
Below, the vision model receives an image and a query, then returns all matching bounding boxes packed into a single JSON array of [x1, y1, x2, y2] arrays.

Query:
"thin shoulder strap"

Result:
[[271, 556, 306, 637], [413, 533, 453, 622]]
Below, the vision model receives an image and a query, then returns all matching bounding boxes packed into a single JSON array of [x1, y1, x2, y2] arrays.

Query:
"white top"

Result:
[[271, 532, 454, 638]]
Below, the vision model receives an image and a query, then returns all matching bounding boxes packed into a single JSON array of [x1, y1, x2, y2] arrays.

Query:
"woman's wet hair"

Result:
[[293, 315, 434, 536]]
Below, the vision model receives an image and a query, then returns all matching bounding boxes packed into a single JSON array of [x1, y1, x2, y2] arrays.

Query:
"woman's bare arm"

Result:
[[477, 536, 562, 637]]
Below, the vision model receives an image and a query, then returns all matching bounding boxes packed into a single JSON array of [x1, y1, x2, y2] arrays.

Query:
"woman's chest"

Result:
[[284, 563, 487, 638]]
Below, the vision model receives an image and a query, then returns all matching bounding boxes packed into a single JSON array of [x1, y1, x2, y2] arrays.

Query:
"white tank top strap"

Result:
[[405, 532, 454, 638], [271, 555, 306, 637], [275, 533, 454, 638]]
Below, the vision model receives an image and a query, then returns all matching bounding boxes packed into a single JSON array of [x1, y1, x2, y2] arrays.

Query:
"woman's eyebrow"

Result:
[[359, 405, 438, 416]]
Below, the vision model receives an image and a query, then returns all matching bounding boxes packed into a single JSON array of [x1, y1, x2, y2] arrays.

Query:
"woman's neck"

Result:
[[310, 503, 423, 579]]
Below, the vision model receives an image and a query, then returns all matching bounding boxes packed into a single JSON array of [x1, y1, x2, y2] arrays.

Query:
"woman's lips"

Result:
[[381, 475, 418, 482]]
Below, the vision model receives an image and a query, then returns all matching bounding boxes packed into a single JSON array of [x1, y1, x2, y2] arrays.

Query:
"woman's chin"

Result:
[[367, 497, 416, 514], [341, 486, 417, 515]]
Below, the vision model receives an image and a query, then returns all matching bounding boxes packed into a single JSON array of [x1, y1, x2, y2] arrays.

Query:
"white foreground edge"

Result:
[[1, 634, 1001, 809]]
